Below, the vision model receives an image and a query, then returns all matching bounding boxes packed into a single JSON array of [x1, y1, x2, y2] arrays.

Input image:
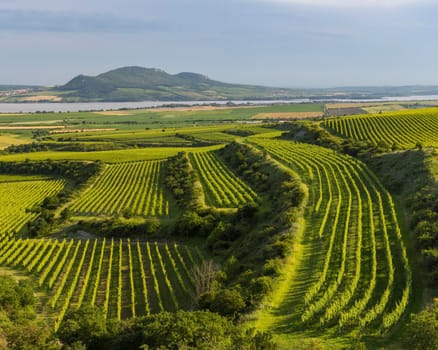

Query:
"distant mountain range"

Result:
[[2, 66, 438, 102]]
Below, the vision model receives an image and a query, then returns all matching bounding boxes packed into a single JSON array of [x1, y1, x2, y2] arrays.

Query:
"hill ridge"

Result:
[[55, 66, 288, 101]]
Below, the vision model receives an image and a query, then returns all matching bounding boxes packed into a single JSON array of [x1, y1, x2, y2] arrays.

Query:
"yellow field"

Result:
[[252, 111, 323, 119], [93, 111, 133, 116], [0, 133, 31, 150], [18, 95, 62, 102]]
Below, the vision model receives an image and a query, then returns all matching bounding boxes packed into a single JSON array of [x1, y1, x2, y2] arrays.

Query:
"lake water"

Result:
[[0, 96, 438, 113]]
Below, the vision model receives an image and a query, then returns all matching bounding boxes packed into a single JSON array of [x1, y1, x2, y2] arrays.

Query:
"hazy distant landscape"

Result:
[[3, 66, 438, 103]]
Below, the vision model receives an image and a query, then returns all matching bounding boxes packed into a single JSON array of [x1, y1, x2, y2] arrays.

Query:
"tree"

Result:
[[405, 301, 438, 350], [192, 260, 219, 300], [57, 306, 107, 349], [207, 288, 246, 316]]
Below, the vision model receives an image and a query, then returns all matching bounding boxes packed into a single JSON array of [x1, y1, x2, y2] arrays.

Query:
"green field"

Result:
[[0, 144, 223, 162], [0, 104, 324, 130]]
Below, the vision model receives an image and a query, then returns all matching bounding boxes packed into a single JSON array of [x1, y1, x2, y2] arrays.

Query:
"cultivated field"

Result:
[[0, 237, 202, 330], [252, 138, 412, 335], [0, 103, 433, 349], [190, 151, 257, 208], [0, 175, 66, 238], [324, 108, 438, 148], [70, 161, 169, 217]]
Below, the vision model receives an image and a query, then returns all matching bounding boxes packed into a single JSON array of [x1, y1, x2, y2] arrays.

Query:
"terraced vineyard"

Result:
[[70, 160, 169, 217], [190, 151, 258, 207], [0, 175, 66, 238], [0, 237, 202, 330], [323, 108, 438, 148], [252, 138, 412, 333]]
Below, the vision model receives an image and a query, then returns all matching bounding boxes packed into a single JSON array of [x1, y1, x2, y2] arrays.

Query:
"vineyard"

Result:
[[0, 175, 66, 238], [323, 108, 438, 148], [252, 138, 412, 333], [189, 151, 258, 208], [0, 236, 202, 330], [0, 101, 431, 349], [70, 160, 169, 217]]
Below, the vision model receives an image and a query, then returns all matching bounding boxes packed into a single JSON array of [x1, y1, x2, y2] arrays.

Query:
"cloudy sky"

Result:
[[1, 0, 437, 87]]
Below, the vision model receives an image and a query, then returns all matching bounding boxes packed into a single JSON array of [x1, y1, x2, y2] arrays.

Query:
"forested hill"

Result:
[[54, 66, 292, 101]]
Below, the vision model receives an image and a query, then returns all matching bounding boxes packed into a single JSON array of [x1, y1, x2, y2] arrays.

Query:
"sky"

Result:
[[1, 0, 437, 87]]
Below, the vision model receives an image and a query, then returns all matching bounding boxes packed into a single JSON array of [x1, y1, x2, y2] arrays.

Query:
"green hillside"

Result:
[[55, 66, 293, 101]]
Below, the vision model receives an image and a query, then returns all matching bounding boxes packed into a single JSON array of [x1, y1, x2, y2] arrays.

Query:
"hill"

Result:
[[54, 66, 293, 101]]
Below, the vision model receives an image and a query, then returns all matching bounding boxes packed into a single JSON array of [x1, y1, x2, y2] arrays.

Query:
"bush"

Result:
[[405, 301, 438, 350], [201, 289, 246, 317], [249, 277, 273, 302], [57, 306, 107, 349]]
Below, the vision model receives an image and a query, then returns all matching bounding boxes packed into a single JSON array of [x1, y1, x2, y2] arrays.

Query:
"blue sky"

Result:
[[1, 0, 437, 87]]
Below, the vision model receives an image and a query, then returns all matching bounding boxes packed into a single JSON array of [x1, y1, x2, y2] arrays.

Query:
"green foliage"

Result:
[[405, 301, 438, 350], [5, 142, 126, 154], [57, 309, 277, 350], [73, 217, 161, 237], [0, 160, 101, 184], [0, 275, 56, 350], [281, 122, 341, 150], [57, 306, 107, 349], [200, 288, 246, 317], [0, 276, 35, 311], [217, 141, 306, 254], [164, 152, 202, 210], [175, 210, 217, 237], [248, 276, 273, 303]]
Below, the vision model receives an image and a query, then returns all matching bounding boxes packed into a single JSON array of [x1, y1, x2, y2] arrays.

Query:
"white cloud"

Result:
[[259, 0, 429, 7]]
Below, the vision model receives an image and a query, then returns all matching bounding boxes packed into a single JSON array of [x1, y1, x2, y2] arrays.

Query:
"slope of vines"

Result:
[[252, 137, 412, 334], [70, 160, 169, 217], [323, 108, 438, 148], [0, 176, 66, 238], [189, 151, 257, 208], [0, 237, 201, 330]]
